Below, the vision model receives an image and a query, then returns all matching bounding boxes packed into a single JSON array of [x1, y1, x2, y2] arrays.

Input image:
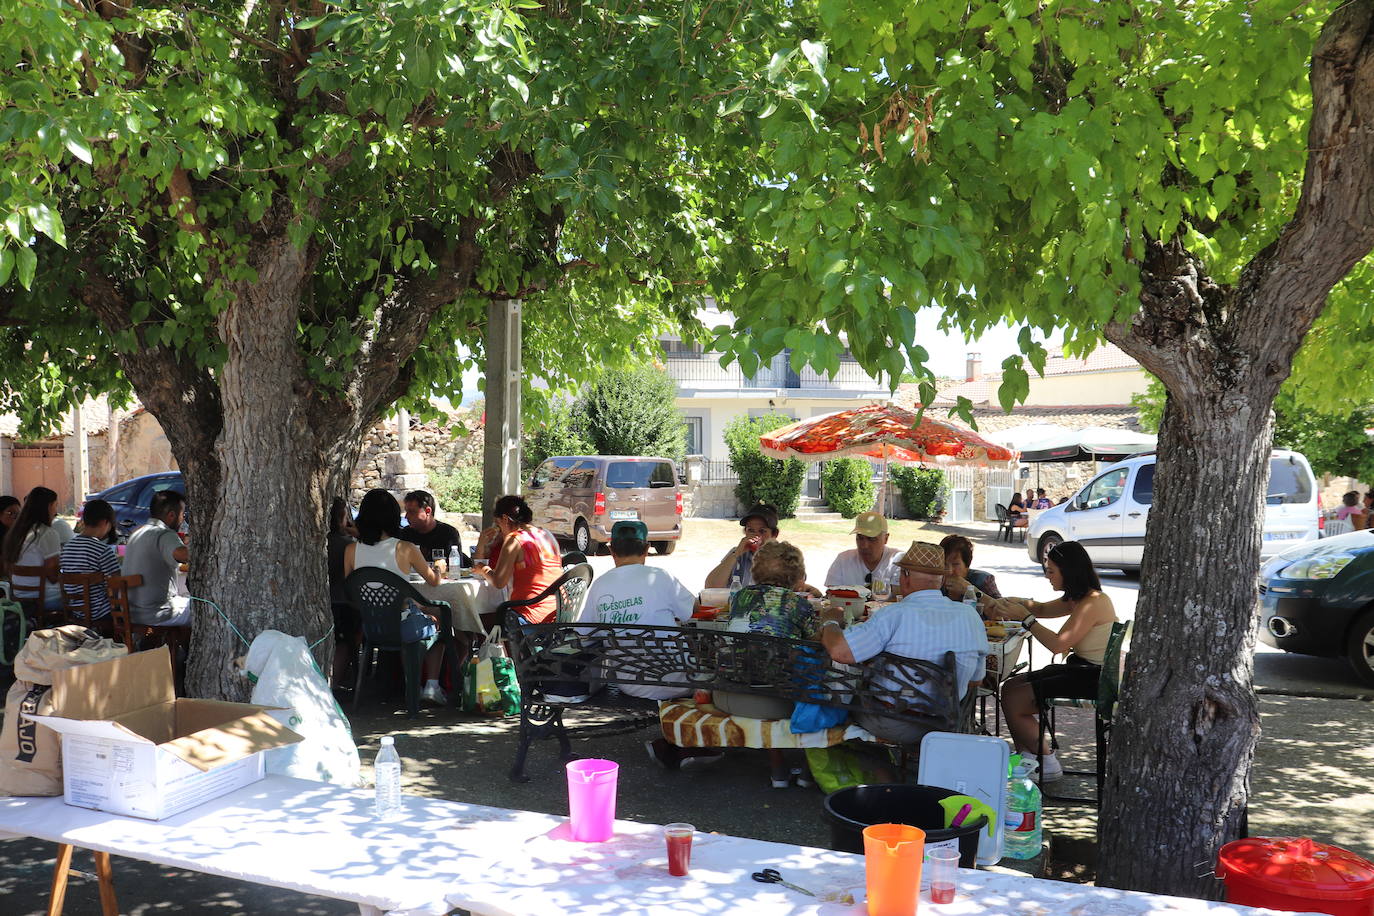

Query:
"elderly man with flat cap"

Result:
[[818, 540, 989, 744], [824, 510, 902, 590]]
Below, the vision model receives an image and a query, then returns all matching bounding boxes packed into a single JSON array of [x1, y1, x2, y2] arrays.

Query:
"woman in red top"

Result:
[[474, 495, 562, 624]]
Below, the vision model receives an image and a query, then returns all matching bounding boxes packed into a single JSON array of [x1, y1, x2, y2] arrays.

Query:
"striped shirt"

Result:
[[59, 534, 121, 619], [841, 588, 989, 690]]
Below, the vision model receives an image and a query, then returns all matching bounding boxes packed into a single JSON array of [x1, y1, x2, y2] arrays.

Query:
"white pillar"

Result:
[[71, 403, 89, 510], [482, 298, 522, 526], [396, 407, 410, 452]]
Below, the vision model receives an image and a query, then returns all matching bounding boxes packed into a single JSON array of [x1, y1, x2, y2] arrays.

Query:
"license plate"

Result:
[[609, 510, 638, 520], [1264, 531, 1300, 540]]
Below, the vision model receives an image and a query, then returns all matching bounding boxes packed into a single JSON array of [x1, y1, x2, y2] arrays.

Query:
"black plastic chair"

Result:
[[1037, 621, 1130, 807], [561, 550, 590, 568], [345, 568, 458, 717]]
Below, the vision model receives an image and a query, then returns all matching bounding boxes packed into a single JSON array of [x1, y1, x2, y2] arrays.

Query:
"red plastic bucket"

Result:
[[1217, 837, 1374, 916]]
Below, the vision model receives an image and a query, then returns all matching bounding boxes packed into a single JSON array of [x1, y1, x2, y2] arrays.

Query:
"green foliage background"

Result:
[[574, 367, 685, 461], [891, 467, 947, 519], [524, 401, 596, 474], [820, 457, 875, 518], [724, 414, 806, 518], [429, 465, 485, 514]]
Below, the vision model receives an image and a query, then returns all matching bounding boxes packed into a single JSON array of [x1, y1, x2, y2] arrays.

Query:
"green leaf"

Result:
[[26, 206, 66, 248], [800, 40, 828, 85], [0, 248, 11, 286], [766, 49, 797, 83], [15, 246, 36, 289], [507, 74, 530, 103], [64, 135, 92, 165]]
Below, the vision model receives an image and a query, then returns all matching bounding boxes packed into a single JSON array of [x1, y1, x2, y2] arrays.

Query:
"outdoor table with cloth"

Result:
[[0, 775, 1312, 916], [412, 576, 502, 636]]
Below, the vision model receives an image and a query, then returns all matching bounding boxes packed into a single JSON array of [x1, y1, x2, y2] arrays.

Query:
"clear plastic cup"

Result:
[[664, 823, 694, 876], [926, 846, 960, 904]]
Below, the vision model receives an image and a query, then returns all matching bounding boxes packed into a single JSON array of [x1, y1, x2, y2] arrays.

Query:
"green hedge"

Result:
[[723, 413, 805, 518], [429, 465, 484, 514], [891, 466, 947, 519], [820, 457, 875, 518]]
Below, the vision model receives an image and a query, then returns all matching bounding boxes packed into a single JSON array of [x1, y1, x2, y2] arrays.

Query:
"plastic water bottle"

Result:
[[374, 736, 402, 821], [448, 545, 461, 573], [963, 585, 979, 609], [1002, 757, 1042, 859], [729, 574, 742, 603]]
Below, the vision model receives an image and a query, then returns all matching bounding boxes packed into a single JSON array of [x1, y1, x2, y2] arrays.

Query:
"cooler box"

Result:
[[27, 646, 303, 820]]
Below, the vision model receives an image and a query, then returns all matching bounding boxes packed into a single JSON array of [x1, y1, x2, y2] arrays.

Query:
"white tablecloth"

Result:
[[0, 775, 1314, 916], [413, 577, 504, 635]]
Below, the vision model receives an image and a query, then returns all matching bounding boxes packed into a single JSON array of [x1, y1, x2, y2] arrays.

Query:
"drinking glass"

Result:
[[431, 548, 447, 576], [871, 577, 889, 599], [664, 823, 694, 876]]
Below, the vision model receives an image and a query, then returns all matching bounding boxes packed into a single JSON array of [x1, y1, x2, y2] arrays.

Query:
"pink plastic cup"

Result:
[[566, 758, 619, 842]]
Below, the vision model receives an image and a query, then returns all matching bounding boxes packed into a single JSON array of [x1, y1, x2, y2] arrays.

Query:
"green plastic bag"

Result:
[[805, 744, 884, 795], [462, 627, 521, 716]]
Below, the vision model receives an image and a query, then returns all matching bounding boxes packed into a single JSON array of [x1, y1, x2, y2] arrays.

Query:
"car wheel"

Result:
[[573, 519, 591, 554], [1038, 532, 1063, 567], [1345, 608, 1374, 687], [653, 540, 677, 555]]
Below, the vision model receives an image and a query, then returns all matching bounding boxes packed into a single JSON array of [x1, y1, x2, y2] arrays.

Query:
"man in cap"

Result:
[[824, 510, 902, 589], [818, 540, 989, 744], [703, 502, 780, 590], [576, 521, 695, 663]]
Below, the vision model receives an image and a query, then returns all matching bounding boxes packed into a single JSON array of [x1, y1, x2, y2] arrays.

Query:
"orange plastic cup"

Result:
[[863, 823, 925, 916]]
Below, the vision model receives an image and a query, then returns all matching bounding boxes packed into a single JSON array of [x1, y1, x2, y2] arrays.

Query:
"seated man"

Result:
[[122, 489, 193, 628], [824, 511, 902, 591], [576, 520, 695, 700], [818, 541, 988, 745], [399, 490, 465, 567]]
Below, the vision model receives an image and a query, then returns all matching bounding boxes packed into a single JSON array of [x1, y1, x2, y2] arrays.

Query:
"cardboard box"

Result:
[[26, 646, 302, 820]]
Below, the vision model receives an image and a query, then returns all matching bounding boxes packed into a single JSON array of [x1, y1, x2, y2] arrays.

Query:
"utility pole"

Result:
[[482, 298, 522, 527]]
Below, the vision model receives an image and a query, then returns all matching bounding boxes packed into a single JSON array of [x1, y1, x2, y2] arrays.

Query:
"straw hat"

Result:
[[894, 541, 946, 575]]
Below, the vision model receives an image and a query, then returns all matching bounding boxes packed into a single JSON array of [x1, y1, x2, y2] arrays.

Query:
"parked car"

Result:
[[82, 471, 185, 540], [1026, 449, 1319, 570], [525, 456, 683, 555], [1258, 529, 1374, 686]]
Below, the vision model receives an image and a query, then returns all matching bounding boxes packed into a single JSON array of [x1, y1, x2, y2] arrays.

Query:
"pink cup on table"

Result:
[[565, 759, 618, 842]]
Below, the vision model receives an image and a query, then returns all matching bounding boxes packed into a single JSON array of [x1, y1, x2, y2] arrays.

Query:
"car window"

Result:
[[1268, 456, 1313, 504], [605, 461, 657, 489], [102, 480, 142, 504], [530, 461, 557, 489], [562, 461, 597, 489], [1131, 464, 1155, 506], [136, 476, 182, 508], [1080, 468, 1129, 509], [648, 462, 677, 488]]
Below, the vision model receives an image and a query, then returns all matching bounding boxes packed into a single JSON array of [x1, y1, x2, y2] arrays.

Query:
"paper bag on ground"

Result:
[[0, 626, 127, 797], [26, 646, 303, 819]]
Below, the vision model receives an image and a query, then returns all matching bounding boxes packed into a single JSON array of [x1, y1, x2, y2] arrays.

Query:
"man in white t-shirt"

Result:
[[824, 511, 902, 590], [577, 520, 694, 700]]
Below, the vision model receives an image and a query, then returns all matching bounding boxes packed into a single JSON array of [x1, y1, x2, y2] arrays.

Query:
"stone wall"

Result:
[[349, 410, 484, 501], [683, 481, 741, 519]]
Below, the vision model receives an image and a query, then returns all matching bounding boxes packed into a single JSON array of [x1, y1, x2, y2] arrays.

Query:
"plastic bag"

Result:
[[804, 744, 884, 795], [790, 701, 848, 734], [462, 627, 521, 716], [244, 630, 361, 787], [0, 626, 126, 796]]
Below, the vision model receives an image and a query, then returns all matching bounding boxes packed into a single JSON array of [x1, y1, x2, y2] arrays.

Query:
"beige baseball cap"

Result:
[[850, 510, 888, 538], [895, 541, 946, 575]]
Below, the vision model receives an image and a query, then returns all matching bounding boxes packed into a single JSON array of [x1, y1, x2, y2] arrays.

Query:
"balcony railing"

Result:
[[664, 353, 884, 392]]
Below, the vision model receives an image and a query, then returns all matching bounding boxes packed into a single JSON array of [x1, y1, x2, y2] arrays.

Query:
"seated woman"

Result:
[[939, 534, 1002, 600], [1007, 492, 1029, 528], [1334, 491, 1366, 529], [994, 540, 1119, 782], [344, 489, 449, 706], [2, 486, 65, 612], [719, 540, 818, 788], [473, 494, 563, 627]]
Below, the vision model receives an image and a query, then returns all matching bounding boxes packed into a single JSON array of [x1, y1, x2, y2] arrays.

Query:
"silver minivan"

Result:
[[526, 455, 684, 555], [1026, 449, 1319, 570]]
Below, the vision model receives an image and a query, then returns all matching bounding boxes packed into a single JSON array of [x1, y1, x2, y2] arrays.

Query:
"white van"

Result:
[[1026, 449, 1319, 570]]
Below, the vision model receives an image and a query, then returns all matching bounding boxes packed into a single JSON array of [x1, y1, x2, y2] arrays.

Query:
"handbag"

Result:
[[462, 627, 521, 716], [399, 605, 437, 645]]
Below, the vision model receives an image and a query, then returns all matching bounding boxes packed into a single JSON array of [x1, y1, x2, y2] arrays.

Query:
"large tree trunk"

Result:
[[1098, 7, 1374, 893]]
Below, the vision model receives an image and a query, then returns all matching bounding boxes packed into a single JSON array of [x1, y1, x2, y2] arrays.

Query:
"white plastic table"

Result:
[[0, 775, 1313, 916]]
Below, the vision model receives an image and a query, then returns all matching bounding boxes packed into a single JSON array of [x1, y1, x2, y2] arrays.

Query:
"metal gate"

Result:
[[12, 445, 70, 508], [985, 469, 1016, 520], [945, 467, 976, 523]]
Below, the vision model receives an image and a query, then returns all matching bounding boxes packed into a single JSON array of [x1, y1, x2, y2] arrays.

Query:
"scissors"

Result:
[[751, 868, 818, 897]]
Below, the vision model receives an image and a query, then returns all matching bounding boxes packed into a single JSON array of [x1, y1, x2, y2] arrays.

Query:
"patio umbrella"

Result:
[[758, 405, 1016, 514], [1015, 426, 1156, 463]]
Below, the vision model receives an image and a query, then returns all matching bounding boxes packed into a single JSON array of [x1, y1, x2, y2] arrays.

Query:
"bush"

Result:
[[891, 466, 947, 519], [576, 366, 685, 460], [723, 413, 806, 518], [820, 458, 876, 518], [429, 465, 484, 514], [524, 400, 595, 473]]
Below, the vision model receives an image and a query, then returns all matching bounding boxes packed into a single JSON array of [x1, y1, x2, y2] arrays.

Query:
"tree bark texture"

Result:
[[1098, 4, 1374, 896]]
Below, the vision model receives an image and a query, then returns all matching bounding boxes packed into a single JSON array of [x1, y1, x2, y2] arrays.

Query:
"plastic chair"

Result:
[[1037, 620, 1130, 807], [494, 563, 595, 627], [994, 504, 1016, 543], [58, 572, 116, 635], [561, 550, 590, 568], [344, 568, 459, 717]]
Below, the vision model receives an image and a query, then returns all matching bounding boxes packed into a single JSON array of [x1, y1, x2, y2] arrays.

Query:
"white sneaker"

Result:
[[1036, 752, 1063, 782], [421, 684, 447, 706]]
